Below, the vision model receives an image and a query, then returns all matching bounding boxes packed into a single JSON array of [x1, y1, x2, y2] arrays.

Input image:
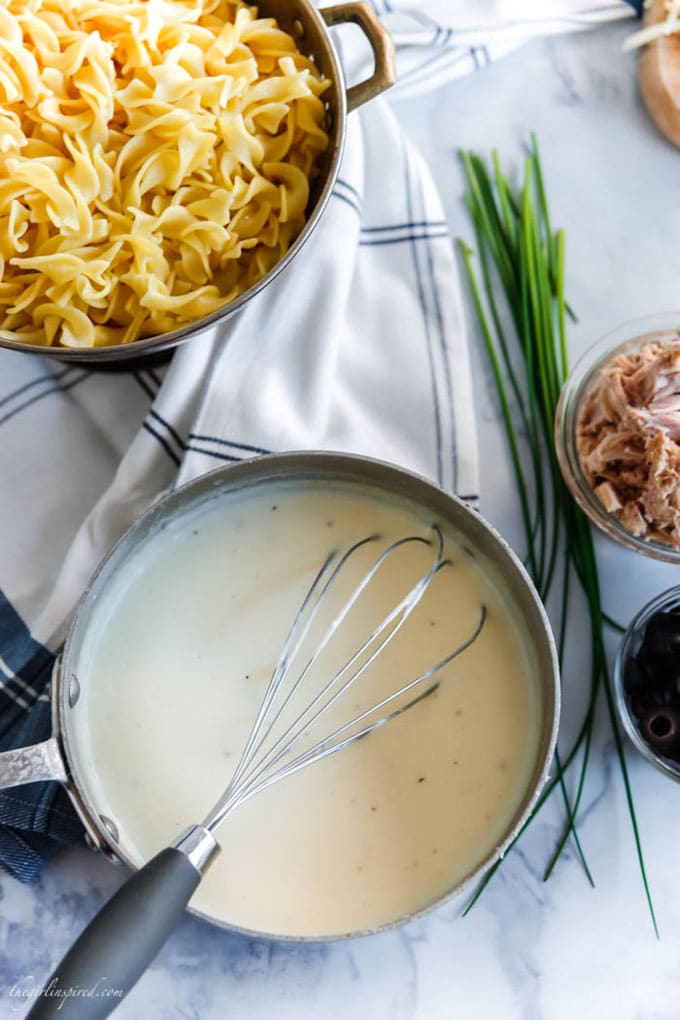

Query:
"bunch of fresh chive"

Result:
[[457, 135, 657, 933]]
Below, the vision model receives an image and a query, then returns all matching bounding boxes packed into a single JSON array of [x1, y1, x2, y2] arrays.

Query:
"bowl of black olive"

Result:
[[615, 586, 680, 780]]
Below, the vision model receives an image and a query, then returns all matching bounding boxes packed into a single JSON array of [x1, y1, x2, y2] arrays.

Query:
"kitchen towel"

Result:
[[373, 0, 641, 99], [0, 0, 638, 881]]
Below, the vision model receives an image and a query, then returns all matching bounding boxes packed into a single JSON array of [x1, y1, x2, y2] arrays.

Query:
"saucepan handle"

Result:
[[27, 826, 220, 1019], [0, 737, 67, 789], [0, 656, 68, 789], [320, 2, 396, 112], [27, 849, 202, 1020]]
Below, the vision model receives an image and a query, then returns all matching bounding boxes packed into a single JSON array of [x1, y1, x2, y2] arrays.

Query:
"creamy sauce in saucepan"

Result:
[[77, 479, 542, 938]]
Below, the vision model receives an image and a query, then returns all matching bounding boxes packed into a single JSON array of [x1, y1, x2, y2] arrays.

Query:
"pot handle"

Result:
[[0, 737, 67, 789], [320, 2, 396, 112]]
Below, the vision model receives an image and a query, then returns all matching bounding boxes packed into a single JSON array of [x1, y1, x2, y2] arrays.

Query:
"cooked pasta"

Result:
[[0, 0, 330, 347]]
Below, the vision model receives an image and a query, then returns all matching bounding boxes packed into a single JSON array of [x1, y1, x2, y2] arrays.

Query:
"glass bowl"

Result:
[[614, 586, 680, 781], [555, 312, 680, 564]]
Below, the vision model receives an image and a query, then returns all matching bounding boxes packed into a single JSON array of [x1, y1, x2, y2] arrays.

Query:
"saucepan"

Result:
[[0, 452, 560, 951], [0, 1, 395, 365]]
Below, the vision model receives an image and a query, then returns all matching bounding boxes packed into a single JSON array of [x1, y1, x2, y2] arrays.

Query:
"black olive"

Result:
[[654, 684, 675, 707], [643, 611, 680, 661], [629, 691, 664, 720], [643, 662, 671, 697], [670, 674, 680, 701], [638, 706, 680, 757], [623, 656, 647, 696], [623, 604, 680, 759], [629, 660, 670, 704]]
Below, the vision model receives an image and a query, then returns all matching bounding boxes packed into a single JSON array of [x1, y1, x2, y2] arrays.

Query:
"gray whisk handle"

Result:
[[27, 830, 219, 1020]]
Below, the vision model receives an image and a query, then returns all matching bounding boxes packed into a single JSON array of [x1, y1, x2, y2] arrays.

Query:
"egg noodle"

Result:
[[0, 0, 330, 347]]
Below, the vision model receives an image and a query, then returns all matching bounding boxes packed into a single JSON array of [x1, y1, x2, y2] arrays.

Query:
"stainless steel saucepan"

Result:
[[0, 1, 396, 364], [0, 452, 560, 943]]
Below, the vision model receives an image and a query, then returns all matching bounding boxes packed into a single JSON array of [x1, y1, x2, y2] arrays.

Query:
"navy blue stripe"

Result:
[[188, 434, 271, 456], [185, 445, 241, 463], [403, 143, 443, 487], [147, 367, 162, 387], [0, 372, 89, 428], [332, 190, 362, 218], [133, 372, 155, 401], [132, 371, 161, 401], [149, 409, 185, 455], [416, 188, 458, 494], [361, 220, 448, 234], [142, 421, 181, 466], [335, 177, 361, 203], [0, 367, 73, 411], [144, 411, 268, 467], [360, 231, 449, 247]]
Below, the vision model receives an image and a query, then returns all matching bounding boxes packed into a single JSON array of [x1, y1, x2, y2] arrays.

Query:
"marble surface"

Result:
[[3, 18, 680, 1020]]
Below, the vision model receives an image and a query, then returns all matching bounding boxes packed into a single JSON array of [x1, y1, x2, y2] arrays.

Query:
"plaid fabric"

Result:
[[0, 594, 84, 880]]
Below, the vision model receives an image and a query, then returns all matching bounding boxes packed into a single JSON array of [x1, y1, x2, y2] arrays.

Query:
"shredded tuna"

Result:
[[594, 481, 622, 513], [621, 501, 647, 537], [576, 336, 680, 548]]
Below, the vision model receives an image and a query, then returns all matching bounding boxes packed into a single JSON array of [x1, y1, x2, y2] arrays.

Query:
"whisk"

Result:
[[29, 526, 486, 1020]]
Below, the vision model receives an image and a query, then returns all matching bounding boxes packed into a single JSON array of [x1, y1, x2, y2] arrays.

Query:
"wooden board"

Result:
[[639, 0, 680, 147]]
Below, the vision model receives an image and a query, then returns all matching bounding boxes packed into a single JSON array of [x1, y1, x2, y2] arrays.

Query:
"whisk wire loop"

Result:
[[225, 604, 487, 815], [202, 526, 487, 831], [230, 531, 445, 797], [228, 534, 382, 788], [226, 547, 339, 792]]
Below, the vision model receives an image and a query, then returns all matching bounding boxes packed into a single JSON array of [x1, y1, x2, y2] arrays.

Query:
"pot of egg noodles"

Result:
[[0, 0, 396, 362], [0, 453, 559, 940]]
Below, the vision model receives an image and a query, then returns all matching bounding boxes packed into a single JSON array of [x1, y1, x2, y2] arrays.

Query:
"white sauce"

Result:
[[76, 478, 542, 938]]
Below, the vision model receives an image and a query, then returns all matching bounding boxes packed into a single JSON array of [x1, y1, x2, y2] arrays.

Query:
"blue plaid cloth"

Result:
[[0, 593, 85, 881]]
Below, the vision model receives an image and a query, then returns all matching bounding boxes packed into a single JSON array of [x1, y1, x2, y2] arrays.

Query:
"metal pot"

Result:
[[0, 2, 395, 364], [0, 453, 560, 941]]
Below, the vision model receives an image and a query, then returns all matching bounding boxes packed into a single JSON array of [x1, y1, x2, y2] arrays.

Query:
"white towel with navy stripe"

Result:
[[0, 0, 637, 882], [371, 0, 640, 98]]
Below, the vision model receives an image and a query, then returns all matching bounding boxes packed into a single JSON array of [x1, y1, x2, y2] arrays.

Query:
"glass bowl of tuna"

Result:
[[614, 586, 680, 781], [555, 313, 680, 563]]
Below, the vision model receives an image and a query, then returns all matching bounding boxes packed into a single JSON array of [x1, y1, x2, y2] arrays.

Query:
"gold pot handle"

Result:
[[320, 2, 396, 113]]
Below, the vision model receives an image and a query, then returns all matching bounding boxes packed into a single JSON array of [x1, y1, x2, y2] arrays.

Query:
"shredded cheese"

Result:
[[624, 0, 680, 51]]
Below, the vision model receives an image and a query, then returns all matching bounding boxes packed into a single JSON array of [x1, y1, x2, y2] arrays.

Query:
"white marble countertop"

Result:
[[3, 18, 680, 1020]]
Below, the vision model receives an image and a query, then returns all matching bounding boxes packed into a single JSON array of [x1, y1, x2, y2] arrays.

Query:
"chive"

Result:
[[556, 229, 569, 380], [458, 241, 537, 579], [550, 547, 594, 886], [457, 139, 656, 932]]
